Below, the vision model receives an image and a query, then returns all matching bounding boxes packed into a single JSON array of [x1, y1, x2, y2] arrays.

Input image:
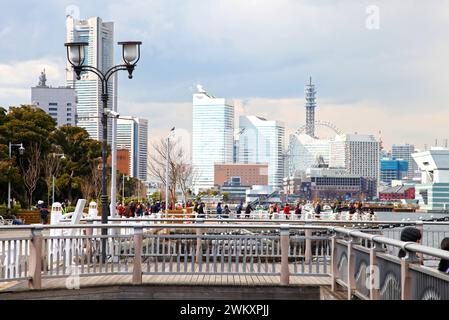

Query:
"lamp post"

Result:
[[166, 127, 175, 214], [65, 40, 142, 262], [51, 153, 65, 204], [7, 142, 24, 209]]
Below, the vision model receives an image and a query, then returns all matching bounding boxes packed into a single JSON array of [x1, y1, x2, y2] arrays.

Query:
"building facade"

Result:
[[329, 134, 380, 193], [380, 158, 408, 185], [379, 185, 415, 201], [31, 70, 76, 127], [214, 163, 269, 187], [239, 115, 285, 189], [412, 148, 449, 211], [116, 116, 149, 181], [392, 144, 418, 179], [192, 86, 234, 192], [66, 15, 116, 142]]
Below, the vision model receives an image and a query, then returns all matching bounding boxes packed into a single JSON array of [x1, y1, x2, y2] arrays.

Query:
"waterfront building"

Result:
[[31, 70, 76, 127], [66, 15, 116, 142], [329, 133, 380, 193], [392, 144, 419, 178], [380, 158, 409, 185], [238, 115, 285, 189], [214, 163, 269, 187], [116, 116, 149, 181], [192, 85, 234, 192], [379, 185, 415, 201], [412, 148, 449, 211], [107, 149, 130, 176]]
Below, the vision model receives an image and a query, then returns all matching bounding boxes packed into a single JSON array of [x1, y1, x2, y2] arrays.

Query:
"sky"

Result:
[[0, 0, 448, 152]]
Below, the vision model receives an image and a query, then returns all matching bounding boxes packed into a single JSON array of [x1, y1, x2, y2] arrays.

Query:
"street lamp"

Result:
[[51, 153, 65, 204], [166, 127, 175, 214], [7, 142, 24, 209], [65, 40, 142, 262]]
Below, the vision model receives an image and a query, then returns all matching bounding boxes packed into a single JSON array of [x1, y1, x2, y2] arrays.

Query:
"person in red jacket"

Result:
[[283, 203, 290, 219]]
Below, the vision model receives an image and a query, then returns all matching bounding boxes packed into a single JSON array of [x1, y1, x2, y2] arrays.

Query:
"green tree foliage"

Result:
[[0, 106, 104, 210]]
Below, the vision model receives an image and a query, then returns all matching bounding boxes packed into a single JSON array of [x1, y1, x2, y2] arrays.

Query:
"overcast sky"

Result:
[[1, 0, 448, 151]]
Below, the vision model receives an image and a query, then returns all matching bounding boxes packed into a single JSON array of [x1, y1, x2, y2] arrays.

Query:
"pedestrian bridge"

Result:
[[0, 219, 448, 300]]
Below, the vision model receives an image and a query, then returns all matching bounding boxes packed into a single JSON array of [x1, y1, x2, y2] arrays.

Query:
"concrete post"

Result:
[[132, 227, 143, 285], [305, 228, 312, 265], [86, 219, 93, 258], [369, 245, 383, 300], [195, 219, 204, 264], [400, 249, 418, 300], [28, 227, 43, 289], [280, 225, 290, 286], [330, 236, 338, 292], [347, 239, 356, 300]]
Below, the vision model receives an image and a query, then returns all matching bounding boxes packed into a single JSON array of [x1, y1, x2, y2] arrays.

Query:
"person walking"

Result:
[[294, 203, 302, 219], [245, 202, 253, 219], [197, 202, 205, 218], [268, 203, 274, 219], [40, 204, 49, 224], [283, 203, 290, 219], [216, 202, 223, 219], [398, 227, 422, 259], [223, 204, 231, 218], [438, 237, 449, 273], [315, 201, 321, 219], [236, 201, 243, 219]]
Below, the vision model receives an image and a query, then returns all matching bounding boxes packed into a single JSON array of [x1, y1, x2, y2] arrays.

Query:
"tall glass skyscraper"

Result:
[[238, 115, 285, 189], [66, 15, 116, 142], [117, 116, 149, 181], [192, 86, 234, 191]]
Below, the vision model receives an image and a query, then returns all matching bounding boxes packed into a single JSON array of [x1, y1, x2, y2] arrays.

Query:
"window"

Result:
[[67, 113, 72, 116], [49, 102, 58, 106], [67, 118, 72, 122], [49, 112, 58, 116], [67, 108, 72, 111], [67, 103, 72, 106], [49, 108, 58, 111]]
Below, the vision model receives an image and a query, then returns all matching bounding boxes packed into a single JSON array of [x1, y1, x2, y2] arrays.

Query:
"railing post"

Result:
[[401, 248, 419, 300], [347, 237, 356, 300], [369, 243, 384, 300], [305, 227, 312, 265], [132, 226, 143, 285], [196, 219, 204, 264], [330, 235, 338, 292], [280, 224, 290, 286], [415, 221, 424, 264], [28, 226, 43, 289]]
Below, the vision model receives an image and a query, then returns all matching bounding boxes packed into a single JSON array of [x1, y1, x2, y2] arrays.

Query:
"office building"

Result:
[[214, 163, 269, 187], [192, 85, 234, 192], [31, 70, 76, 127], [66, 15, 116, 142], [392, 144, 418, 178], [380, 158, 409, 185], [239, 115, 285, 189], [329, 134, 380, 190], [116, 116, 149, 181], [412, 148, 449, 211]]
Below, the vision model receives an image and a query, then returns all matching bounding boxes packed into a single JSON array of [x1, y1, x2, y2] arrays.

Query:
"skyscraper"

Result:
[[31, 70, 77, 127], [192, 85, 234, 191], [238, 115, 285, 189], [117, 116, 149, 181], [329, 134, 380, 192], [392, 144, 418, 179], [66, 15, 115, 142], [305, 77, 317, 137]]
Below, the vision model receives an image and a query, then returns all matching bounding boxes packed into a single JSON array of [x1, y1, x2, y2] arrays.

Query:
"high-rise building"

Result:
[[31, 70, 76, 127], [329, 134, 380, 192], [116, 116, 149, 181], [238, 115, 285, 189], [305, 77, 317, 137], [66, 15, 116, 142], [392, 144, 418, 178], [380, 158, 409, 185], [192, 85, 234, 191]]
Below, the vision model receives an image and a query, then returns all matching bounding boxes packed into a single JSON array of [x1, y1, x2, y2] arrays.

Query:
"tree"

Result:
[[42, 152, 64, 205], [19, 142, 42, 208]]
